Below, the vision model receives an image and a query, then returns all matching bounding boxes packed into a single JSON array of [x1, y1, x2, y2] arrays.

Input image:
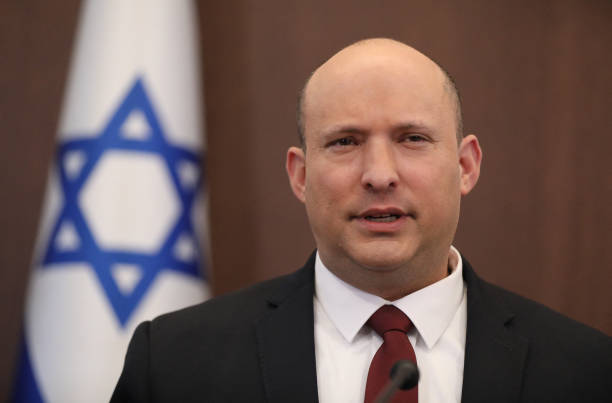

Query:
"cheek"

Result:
[[304, 166, 347, 244], [403, 158, 461, 209], [304, 171, 335, 232], [305, 162, 353, 207]]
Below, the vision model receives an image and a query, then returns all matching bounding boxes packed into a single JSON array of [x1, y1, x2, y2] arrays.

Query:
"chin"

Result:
[[348, 244, 416, 272]]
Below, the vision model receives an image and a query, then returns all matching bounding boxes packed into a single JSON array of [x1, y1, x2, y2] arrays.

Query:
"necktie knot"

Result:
[[367, 305, 413, 337]]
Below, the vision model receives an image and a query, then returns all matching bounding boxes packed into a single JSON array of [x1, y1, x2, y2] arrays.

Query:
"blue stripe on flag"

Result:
[[11, 339, 44, 403]]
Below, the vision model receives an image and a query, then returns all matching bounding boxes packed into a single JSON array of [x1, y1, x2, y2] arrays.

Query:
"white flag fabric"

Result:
[[13, 1, 209, 401]]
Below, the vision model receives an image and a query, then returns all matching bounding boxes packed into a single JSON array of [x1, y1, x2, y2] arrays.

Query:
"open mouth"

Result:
[[352, 207, 413, 227], [364, 214, 401, 223]]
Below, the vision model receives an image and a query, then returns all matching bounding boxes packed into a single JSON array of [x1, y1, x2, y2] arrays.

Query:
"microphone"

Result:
[[374, 360, 419, 403]]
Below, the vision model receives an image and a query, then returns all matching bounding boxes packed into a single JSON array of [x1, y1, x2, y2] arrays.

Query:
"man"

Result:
[[112, 38, 612, 402]]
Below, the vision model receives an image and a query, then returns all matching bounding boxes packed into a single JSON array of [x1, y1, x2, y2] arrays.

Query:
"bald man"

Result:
[[112, 39, 612, 403]]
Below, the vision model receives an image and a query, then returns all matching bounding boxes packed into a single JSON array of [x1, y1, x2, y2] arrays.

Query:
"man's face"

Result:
[[287, 41, 480, 295]]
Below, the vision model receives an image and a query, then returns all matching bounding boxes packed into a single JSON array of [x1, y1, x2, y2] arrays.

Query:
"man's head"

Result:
[[296, 39, 464, 148], [286, 38, 482, 299]]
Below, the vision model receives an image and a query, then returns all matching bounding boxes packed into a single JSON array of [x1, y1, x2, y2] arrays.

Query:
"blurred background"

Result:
[[1, 0, 611, 399]]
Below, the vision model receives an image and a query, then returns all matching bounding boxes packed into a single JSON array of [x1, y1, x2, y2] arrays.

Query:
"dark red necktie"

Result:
[[364, 305, 418, 403]]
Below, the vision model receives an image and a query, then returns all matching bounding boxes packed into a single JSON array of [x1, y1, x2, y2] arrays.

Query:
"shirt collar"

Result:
[[314, 246, 465, 349]]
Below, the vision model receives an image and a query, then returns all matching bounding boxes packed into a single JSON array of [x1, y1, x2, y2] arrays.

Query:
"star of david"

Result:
[[42, 78, 206, 327]]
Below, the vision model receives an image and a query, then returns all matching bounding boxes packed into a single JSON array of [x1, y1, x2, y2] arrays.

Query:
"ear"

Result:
[[286, 146, 307, 203], [458, 134, 482, 195]]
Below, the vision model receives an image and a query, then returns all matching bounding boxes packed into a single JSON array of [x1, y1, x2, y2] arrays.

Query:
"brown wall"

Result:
[[1, 0, 611, 399]]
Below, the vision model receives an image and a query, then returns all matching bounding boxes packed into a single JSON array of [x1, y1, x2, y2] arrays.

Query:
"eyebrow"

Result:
[[321, 121, 432, 137]]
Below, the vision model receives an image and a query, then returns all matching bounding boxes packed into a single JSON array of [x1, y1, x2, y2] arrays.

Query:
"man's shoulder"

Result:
[[465, 259, 611, 355], [489, 280, 607, 341], [148, 253, 316, 337], [462, 258, 612, 400]]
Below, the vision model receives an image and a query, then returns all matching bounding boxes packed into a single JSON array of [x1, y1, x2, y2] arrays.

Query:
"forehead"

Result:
[[303, 42, 454, 137]]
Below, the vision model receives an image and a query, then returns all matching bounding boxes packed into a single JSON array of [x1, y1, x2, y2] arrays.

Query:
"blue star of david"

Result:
[[42, 78, 206, 327]]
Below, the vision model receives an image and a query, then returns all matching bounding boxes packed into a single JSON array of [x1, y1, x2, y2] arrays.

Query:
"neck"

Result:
[[320, 250, 451, 300]]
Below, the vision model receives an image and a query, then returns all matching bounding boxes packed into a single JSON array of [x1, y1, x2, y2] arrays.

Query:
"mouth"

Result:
[[363, 213, 402, 223], [352, 207, 414, 223]]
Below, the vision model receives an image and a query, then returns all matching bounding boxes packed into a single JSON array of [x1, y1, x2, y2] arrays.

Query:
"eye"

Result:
[[329, 137, 358, 147], [403, 134, 426, 142]]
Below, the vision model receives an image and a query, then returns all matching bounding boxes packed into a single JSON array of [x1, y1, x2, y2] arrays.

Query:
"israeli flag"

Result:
[[12, 1, 209, 401]]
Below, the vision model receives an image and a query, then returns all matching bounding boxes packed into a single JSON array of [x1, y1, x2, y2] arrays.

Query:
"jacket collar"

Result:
[[255, 252, 529, 403], [461, 257, 529, 403], [255, 252, 319, 403]]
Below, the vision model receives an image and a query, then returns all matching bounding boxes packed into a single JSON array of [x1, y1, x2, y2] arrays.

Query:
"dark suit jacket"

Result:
[[111, 253, 612, 402]]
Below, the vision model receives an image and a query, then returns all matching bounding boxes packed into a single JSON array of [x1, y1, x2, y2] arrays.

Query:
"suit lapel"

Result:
[[253, 254, 528, 403], [255, 254, 319, 403], [461, 259, 528, 403]]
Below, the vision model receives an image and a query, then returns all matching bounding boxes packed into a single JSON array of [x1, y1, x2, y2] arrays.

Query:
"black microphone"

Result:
[[374, 360, 419, 403]]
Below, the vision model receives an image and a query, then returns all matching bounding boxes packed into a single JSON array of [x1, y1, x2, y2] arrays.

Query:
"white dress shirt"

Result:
[[314, 246, 467, 403]]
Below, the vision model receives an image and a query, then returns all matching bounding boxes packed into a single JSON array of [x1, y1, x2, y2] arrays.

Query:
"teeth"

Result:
[[365, 215, 399, 222]]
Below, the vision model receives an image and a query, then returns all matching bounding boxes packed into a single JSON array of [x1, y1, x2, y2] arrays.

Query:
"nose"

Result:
[[360, 139, 399, 192]]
